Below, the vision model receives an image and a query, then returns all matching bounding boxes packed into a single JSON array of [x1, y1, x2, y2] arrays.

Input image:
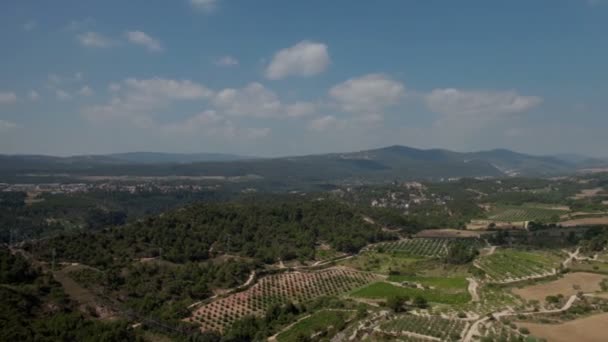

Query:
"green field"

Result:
[[476, 249, 561, 282], [570, 260, 608, 274], [276, 310, 353, 342], [371, 238, 483, 258], [379, 314, 468, 340], [339, 252, 424, 274], [486, 205, 567, 222], [387, 275, 468, 291], [350, 282, 471, 305]]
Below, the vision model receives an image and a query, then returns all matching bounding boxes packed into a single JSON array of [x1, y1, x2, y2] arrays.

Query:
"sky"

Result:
[[1, 0, 607, 158]]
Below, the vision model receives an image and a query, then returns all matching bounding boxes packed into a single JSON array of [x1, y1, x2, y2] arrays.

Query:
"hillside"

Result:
[[2, 146, 603, 185]]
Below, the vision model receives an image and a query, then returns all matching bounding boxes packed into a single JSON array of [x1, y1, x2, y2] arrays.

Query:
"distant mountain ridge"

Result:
[[1, 146, 606, 183]]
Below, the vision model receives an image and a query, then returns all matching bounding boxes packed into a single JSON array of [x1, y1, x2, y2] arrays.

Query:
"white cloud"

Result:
[[425, 88, 543, 116], [66, 18, 95, 31], [190, 0, 218, 12], [56, 89, 72, 101], [309, 115, 338, 131], [265, 41, 330, 80], [0, 120, 17, 131], [329, 73, 405, 113], [0, 92, 17, 104], [286, 102, 317, 118], [245, 127, 271, 139], [23, 20, 37, 31], [108, 83, 121, 92], [124, 78, 212, 99], [79, 85, 94, 96], [83, 77, 212, 123], [125, 31, 163, 52], [163, 110, 227, 134], [77, 31, 115, 48], [215, 55, 239, 67], [212, 82, 315, 119], [213, 83, 281, 117], [28, 90, 39, 101]]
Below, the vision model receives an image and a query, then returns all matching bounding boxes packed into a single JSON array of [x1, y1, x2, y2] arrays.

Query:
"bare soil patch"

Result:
[[559, 216, 608, 227], [414, 229, 484, 238], [572, 187, 604, 199], [512, 272, 606, 301], [518, 313, 608, 342]]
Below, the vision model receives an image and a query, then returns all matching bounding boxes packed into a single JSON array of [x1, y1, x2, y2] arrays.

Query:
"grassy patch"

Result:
[[350, 282, 470, 305], [276, 310, 352, 342], [570, 260, 608, 274], [486, 205, 566, 222], [387, 275, 468, 290], [339, 252, 424, 274], [476, 249, 561, 282]]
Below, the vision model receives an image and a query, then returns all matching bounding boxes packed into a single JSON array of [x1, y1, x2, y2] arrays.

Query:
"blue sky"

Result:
[[1, 0, 607, 157]]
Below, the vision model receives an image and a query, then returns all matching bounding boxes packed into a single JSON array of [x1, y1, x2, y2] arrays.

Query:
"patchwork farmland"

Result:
[[371, 238, 483, 258], [475, 250, 561, 283], [187, 267, 381, 332], [486, 205, 567, 222], [378, 315, 468, 340]]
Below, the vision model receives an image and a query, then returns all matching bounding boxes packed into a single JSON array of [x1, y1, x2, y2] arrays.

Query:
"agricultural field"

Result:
[[436, 284, 521, 317], [378, 314, 468, 341], [486, 205, 567, 222], [387, 275, 468, 291], [188, 267, 380, 332], [477, 321, 542, 342], [371, 238, 483, 258], [517, 313, 608, 342], [276, 310, 354, 342], [512, 272, 608, 302], [570, 260, 608, 274], [339, 251, 425, 274], [475, 249, 562, 283], [350, 282, 471, 305]]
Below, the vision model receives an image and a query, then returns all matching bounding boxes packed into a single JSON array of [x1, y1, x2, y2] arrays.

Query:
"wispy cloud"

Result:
[[0, 92, 17, 104], [77, 31, 115, 48], [215, 55, 239, 67], [425, 88, 542, 116], [190, 0, 218, 12], [23, 20, 37, 31], [0, 120, 17, 131], [125, 31, 163, 52]]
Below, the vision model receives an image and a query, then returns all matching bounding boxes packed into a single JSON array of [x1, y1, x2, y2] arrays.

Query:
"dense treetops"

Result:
[[31, 199, 395, 268], [0, 247, 140, 341]]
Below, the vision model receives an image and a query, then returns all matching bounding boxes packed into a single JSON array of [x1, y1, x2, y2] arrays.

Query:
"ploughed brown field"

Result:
[[512, 272, 606, 301], [518, 313, 608, 342], [559, 216, 608, 227]]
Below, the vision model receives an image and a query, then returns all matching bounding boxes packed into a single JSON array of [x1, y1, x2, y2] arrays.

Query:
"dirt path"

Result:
[[267, 309, 357, 342], [467, 278, 480, 302], [463, 295, 578, 342], [188, 270, 257, 309], [562, 248, 580, 268]]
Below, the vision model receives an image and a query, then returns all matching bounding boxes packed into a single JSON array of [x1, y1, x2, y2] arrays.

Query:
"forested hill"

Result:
[[29, 199, 395, 267], [3, 145, 600, 186]]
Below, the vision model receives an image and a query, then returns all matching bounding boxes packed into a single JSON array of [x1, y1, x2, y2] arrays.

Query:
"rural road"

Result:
[[467, 278, 480, 302], [463, 295, 578, 342]]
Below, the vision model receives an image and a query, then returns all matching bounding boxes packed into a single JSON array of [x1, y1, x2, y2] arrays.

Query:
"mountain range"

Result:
[[1, 146, 606, 183]]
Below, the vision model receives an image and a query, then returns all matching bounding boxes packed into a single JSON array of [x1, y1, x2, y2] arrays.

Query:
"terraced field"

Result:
[[350, 282, 471, 305], [188, 267, 380, 332], [487, 205, 566, 222], [378, 315, 468, 340], [276, 310, 354, 341], [371, 238, 483, 258], [476, 250, 561, 283]]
